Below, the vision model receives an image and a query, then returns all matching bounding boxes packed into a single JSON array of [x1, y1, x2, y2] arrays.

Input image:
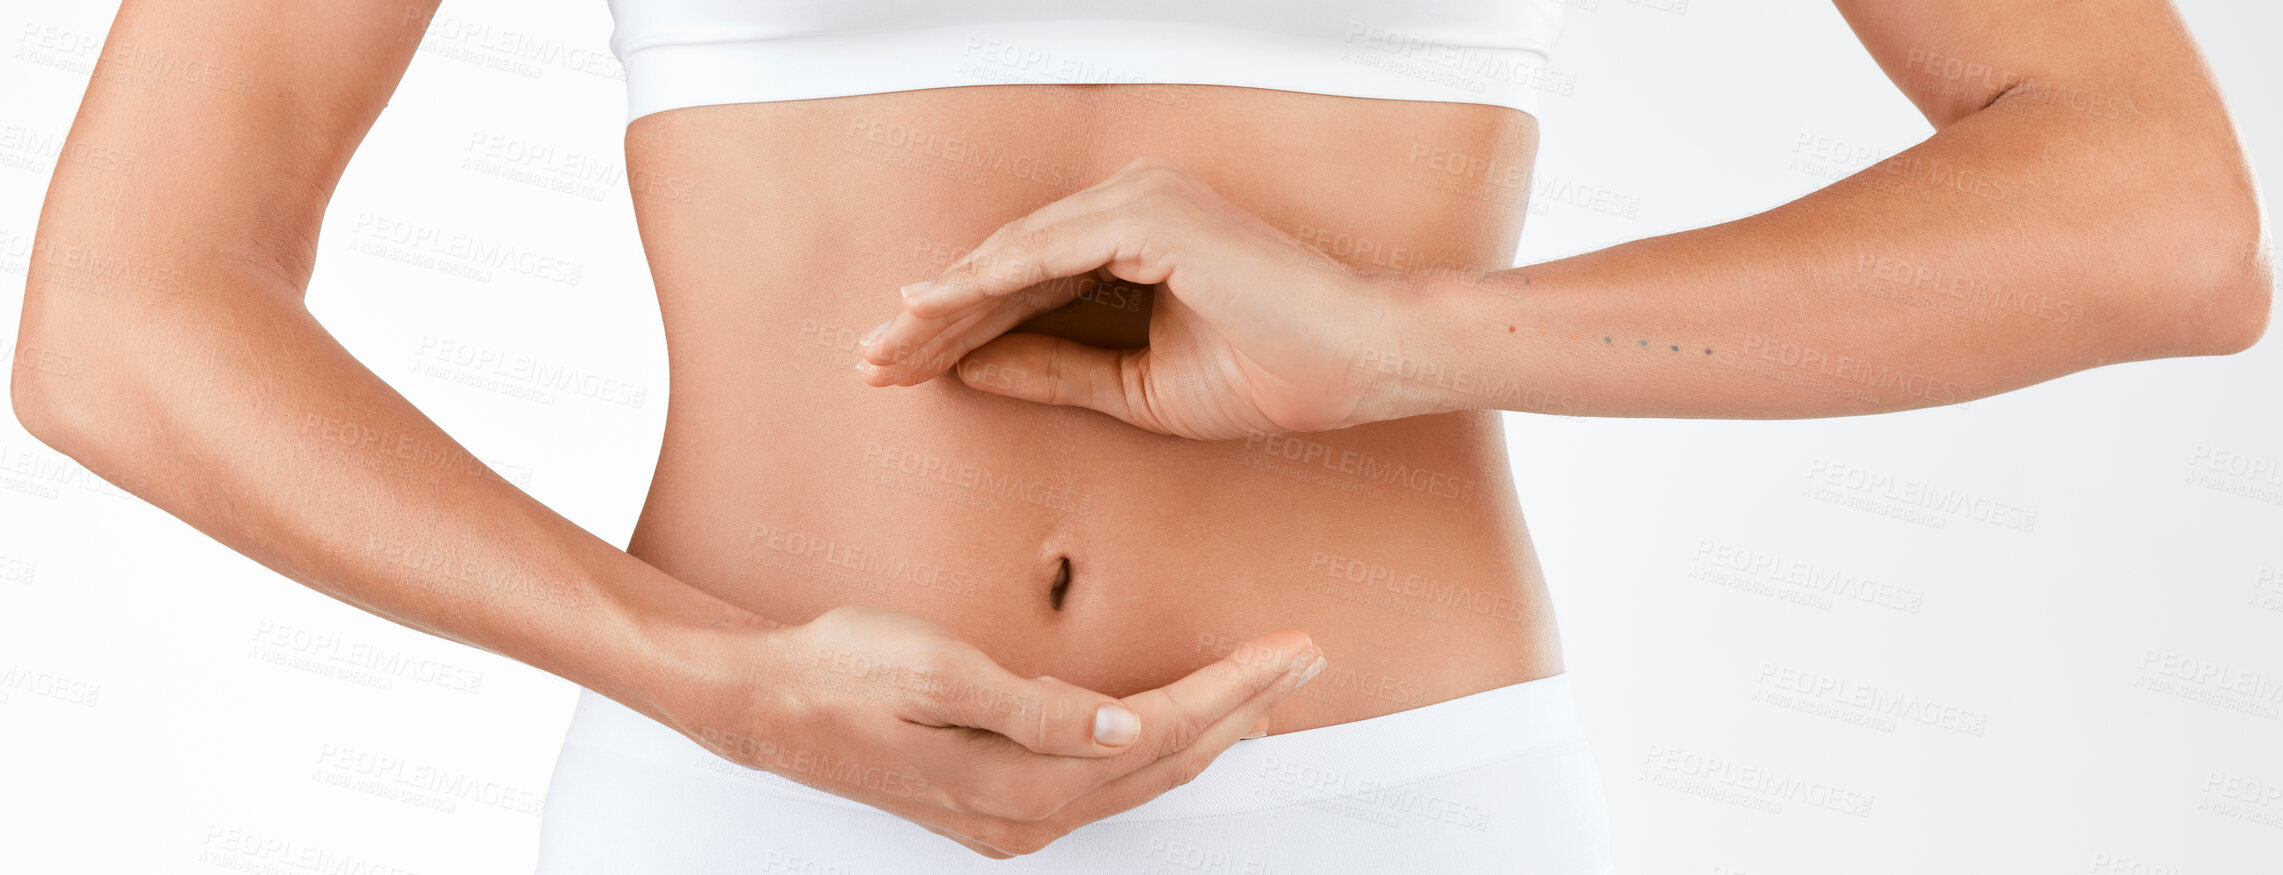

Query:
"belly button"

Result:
[[1049, 556, 1072, 611]]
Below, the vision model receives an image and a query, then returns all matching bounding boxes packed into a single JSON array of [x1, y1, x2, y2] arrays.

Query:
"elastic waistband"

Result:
[[617, 20, 1554, 123], [1115, 671, 1587, 821], [562, 672, 1587, 822]]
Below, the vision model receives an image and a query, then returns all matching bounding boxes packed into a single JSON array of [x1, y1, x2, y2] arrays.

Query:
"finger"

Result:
[[911, 169, 1151, 310], [1108, 629, 1317, 764], [863, 271, 1098, 386], [1055, 642, 1325, 823], [913, 631, 1316, 834], [859, 302, 1010, 386], [937, 633, 1319, 828], [1243, 715, 1272, 739], [913, 651, 1153, 758], [904, 207, 1175, 319], [930, 188, 1118, 284], [953, 332, 1167, 433]]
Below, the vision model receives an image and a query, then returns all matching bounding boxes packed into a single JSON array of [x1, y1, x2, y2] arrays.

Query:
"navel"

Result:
[[1049, 556, 1072, 611]]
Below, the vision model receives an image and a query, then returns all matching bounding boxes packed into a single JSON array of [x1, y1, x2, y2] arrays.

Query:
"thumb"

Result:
[[954, 333, 1166, 433]]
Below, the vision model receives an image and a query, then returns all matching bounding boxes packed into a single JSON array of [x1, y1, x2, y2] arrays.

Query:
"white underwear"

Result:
[[535, 673, 1613, 873], [605, 0, 1570, 124]]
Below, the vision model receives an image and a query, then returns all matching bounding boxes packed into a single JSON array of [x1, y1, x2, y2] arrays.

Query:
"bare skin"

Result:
[[618, 86, 1559, 734], [865, 0, 2270, 430], [11, 0, 2268, 862], [9, 0, 1358, 859]]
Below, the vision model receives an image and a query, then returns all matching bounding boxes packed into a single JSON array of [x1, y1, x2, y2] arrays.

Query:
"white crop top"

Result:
[[606, 0, 1568, 123]]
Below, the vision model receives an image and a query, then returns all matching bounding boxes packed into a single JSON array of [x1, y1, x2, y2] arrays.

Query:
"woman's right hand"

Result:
[[667, 605, 1324, 858]]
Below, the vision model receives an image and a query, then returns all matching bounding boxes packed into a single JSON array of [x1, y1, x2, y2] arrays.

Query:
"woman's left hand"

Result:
[[856, 156, 1419, 440]]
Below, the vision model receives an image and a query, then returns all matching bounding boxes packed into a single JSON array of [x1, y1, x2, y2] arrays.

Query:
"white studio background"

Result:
[[1, 1, 2277, 873]]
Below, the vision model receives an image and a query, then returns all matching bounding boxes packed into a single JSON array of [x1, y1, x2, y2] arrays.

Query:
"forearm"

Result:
[[14, 253, 762, 728], [1389, 82, 2269, 420]]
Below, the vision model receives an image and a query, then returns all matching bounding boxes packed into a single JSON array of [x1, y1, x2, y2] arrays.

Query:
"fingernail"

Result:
[[899, 281, 934, 300], [1241, 716, 1270, 740], [860, 319, 892, 348], [1296, 656, 1327, 690], [1094, 704, 1140, 746]]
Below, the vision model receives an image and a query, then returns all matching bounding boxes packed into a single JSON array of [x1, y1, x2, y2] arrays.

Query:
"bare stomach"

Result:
[[621, 83, 1559, 733]]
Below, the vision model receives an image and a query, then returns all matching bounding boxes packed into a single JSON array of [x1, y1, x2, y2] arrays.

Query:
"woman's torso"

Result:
[[621, 83, 1558, 732]]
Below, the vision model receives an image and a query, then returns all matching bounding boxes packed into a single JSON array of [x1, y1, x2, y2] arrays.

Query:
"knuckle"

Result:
[[1141, 166, 1199, 195], [1040, 770, 1091, 811], [926, 782, 967, 816], [948, 778, 1009, 819], [1102, 209, 1150, 245], [943, 256, 987, 286], [1170, 750, 1212, 787], [959, 765, 1027, 818], [964, 843, 1011, 860], [1010, 226, 1056, 259], [1123, 155, 1183, 179], [983, 218, 1024, 246], [907, 650, 959, 700], [994, 824, 1055, 856], [1122, 194, 1168, 219], [1004, 793, 1060, 823], [944, 785, 987, 817], [808, 603, 866, 631], [969, 820, 1020, 853], [1120, 154, 1172, 174], [1158, 709, 1207, 756]]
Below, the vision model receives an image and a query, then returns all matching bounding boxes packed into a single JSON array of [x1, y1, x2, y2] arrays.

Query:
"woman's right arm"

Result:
[[11, 0, 1321, 857], [12, 0, 748, 744]]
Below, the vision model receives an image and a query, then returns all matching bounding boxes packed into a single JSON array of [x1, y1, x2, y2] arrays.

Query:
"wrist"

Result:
[[1347, 267, 1504, 424], [659, 607, 801, 764], [612, 578, 783, 737]]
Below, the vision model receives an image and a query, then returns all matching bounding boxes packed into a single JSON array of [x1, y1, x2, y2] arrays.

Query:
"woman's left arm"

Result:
[[863, 0, 2269, 433]]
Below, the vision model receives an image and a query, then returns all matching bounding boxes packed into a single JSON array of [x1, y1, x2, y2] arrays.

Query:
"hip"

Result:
[[537, 673, 1612, 873]]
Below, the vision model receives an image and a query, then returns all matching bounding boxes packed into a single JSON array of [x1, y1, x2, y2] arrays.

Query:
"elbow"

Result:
[[2207, 267, 2273, 356], [9, 337, 102, 460], [12, 348, 167, 505], [11, 287, 136, 463], [2141, 167, 2272, 358], [2182, 211, 2272, 357]]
